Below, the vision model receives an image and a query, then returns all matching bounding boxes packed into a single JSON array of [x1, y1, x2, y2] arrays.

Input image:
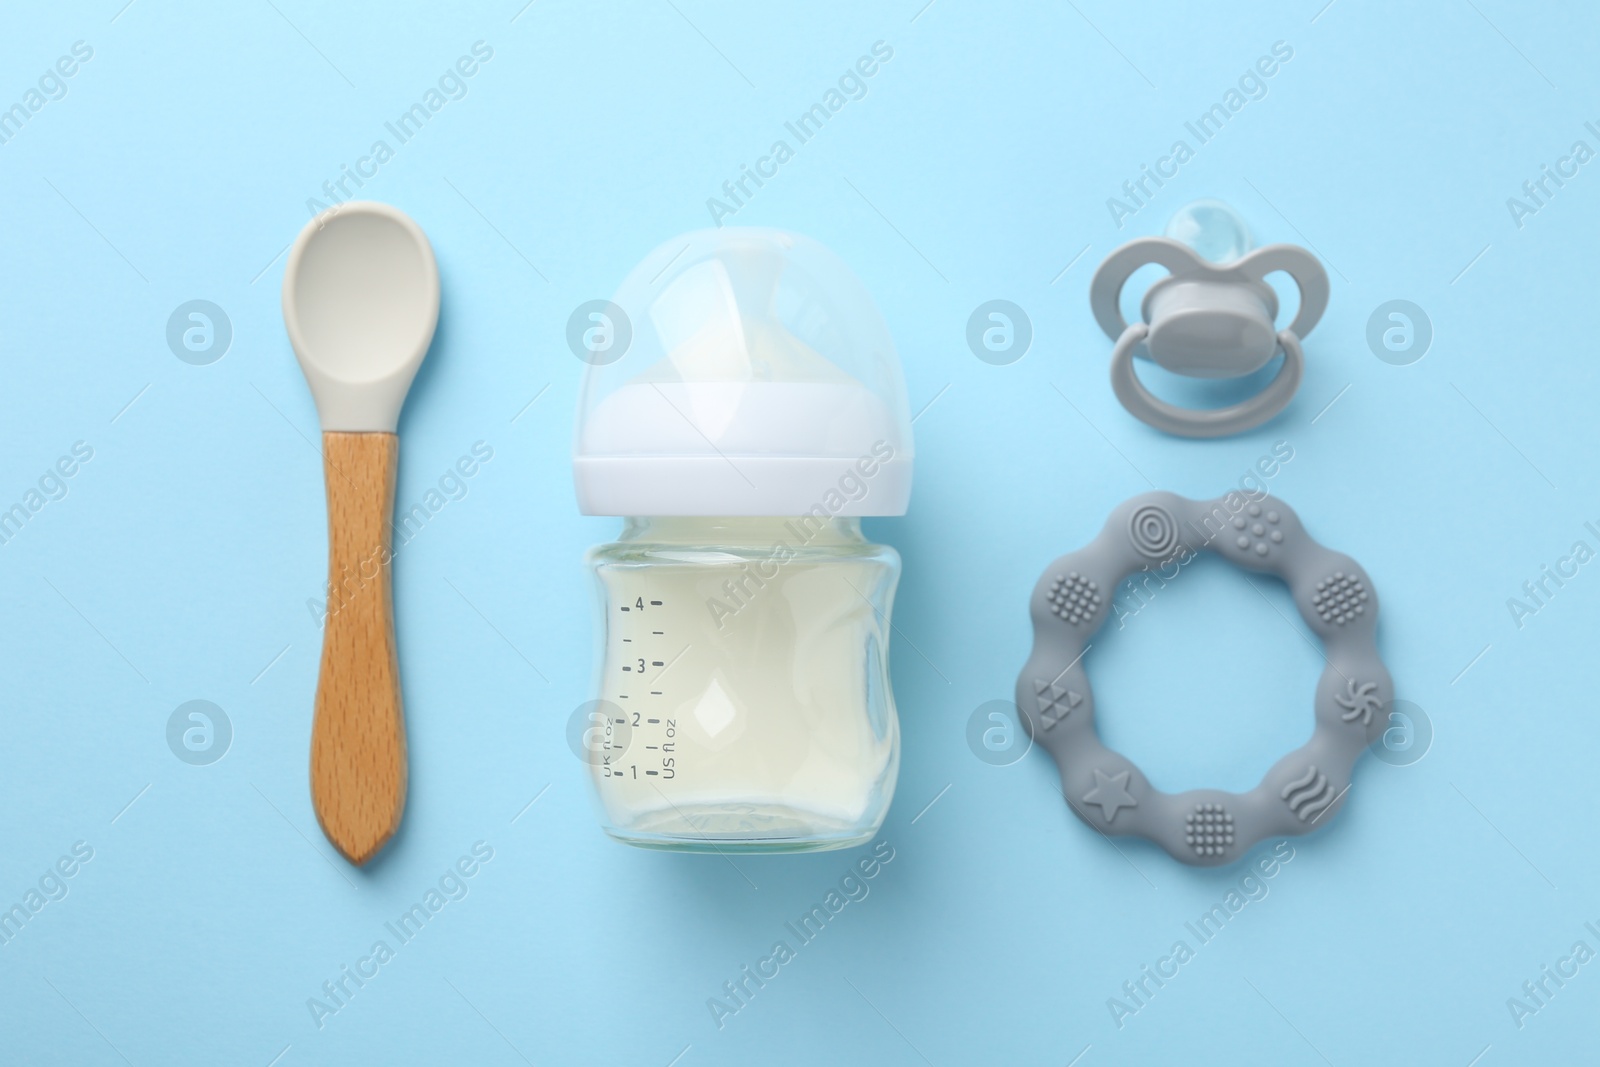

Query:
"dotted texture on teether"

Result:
[[1230, 502, 1284, 558], [1048, 572, 1102, 626], [1185, 803, 1235, 857], [1313, 571, 1368, 625]]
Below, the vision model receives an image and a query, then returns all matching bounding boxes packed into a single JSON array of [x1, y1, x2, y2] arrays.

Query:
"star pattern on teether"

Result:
[[1033, 678, 1083, 730], [1082, 768, 1137, 822]]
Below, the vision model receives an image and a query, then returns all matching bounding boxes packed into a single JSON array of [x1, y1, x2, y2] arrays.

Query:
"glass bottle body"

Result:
[[584, 517, 900, 852]]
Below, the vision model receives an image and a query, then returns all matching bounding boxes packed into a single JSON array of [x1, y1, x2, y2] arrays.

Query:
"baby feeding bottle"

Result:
[[572, 228, 914, 852]]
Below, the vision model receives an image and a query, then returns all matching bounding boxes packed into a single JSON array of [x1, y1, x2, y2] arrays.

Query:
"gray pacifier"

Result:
[[1090, 201, 1329, 438], [1015, 491, 1391, 866]]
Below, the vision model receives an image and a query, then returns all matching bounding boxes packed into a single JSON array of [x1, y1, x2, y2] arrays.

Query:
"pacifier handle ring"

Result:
[[1109, 324, 1304, 438], [1088, 237, 1207, 341], [1235, 244, 1330, 339]]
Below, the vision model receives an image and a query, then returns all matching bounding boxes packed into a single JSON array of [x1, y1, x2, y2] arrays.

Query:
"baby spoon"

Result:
[[281, 202, 439, 865]]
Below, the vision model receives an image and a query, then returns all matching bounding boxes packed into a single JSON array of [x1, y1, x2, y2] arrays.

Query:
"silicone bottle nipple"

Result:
[[572, 226, 913, 516], [638, 242, 851, 385]]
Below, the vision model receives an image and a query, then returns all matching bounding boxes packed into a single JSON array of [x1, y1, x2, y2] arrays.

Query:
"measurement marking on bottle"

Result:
[[603, 595, 682, 790]]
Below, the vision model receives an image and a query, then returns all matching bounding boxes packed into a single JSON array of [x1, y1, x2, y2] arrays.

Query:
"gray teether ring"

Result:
[[1089, 237, 1329, 439], [1015, 492, 1391, 867]]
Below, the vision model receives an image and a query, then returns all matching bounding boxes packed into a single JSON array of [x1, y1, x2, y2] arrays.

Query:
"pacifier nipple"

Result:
[[1164, 199, 1252, 263]]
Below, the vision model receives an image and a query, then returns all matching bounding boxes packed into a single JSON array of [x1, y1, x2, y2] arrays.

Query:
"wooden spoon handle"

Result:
[[310, 431, 407, 865]]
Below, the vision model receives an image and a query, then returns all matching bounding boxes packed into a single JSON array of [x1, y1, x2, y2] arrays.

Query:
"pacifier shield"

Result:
[[1015, 492, 1392, 866], [1143, 282, 1279, 376]]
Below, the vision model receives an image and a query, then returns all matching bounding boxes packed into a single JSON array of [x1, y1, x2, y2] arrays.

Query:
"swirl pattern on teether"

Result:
[[1014, 491, 1394, 866]]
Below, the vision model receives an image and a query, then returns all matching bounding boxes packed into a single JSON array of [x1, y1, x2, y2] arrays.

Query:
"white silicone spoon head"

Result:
[[283, 202, 440, 432]]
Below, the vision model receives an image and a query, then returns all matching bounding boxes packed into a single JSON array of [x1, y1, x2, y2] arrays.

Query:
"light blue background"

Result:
[[3, 1, 1598, 1063]]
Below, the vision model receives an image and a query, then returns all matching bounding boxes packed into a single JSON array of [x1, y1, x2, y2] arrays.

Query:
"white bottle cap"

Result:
[[573, 229, 914, 517]]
